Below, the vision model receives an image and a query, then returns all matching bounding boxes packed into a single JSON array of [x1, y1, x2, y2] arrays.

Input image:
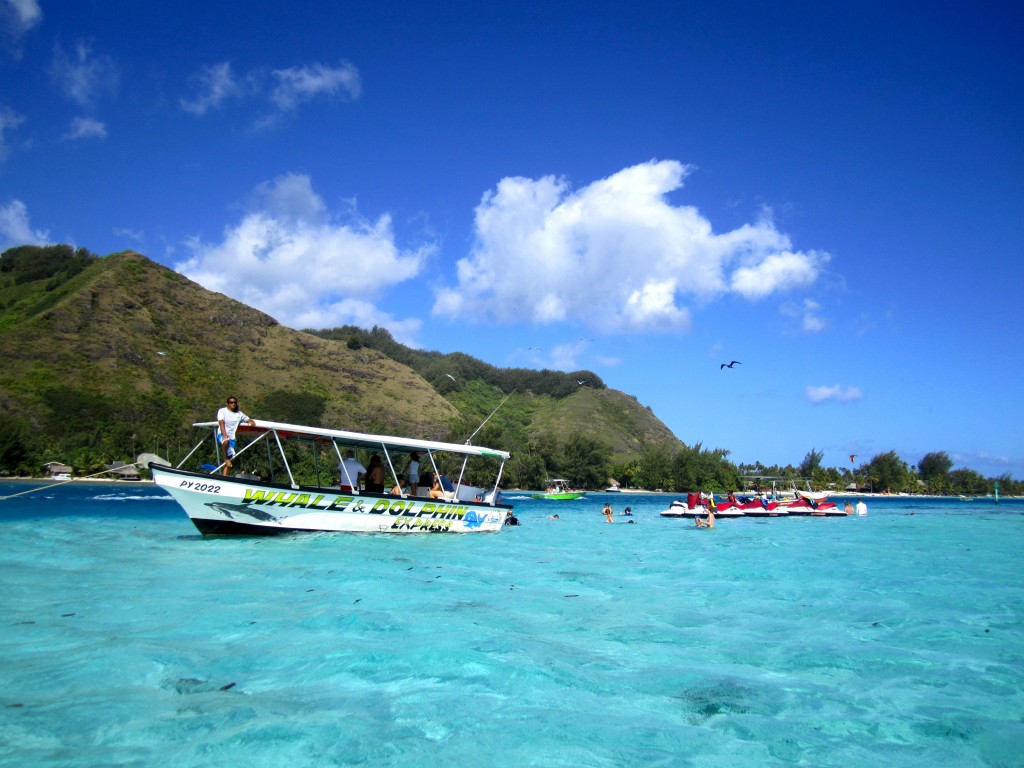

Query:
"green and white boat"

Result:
[[533, 479, 586, 500]]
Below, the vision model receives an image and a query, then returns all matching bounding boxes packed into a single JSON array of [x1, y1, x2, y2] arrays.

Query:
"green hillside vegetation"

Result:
[[0, 245, 693, 488], [0, 246, 458, 478], [309, 325, 687, 487], [1, 245, 1016, 496]]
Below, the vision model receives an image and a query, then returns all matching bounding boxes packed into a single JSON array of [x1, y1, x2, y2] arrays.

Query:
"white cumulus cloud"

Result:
[[805, 384, 863, 404], [2, 0, 41, 54], [801, 300, 826, 333], [3, 0, 39, 32], [730, 250, 822, 298], [50, 41, 120, 108], [0, 198, 49, 249], [269, 61, 361, 110], [548, 339, 591, 371], [180, 59, 361, 123], [180, 62, 242, 116], [112, 226, 144, 242], [176, 174, 432, 342], [781, 298, 826, 333], [433, 160, 828, 332], [64, 116, 107, 140]]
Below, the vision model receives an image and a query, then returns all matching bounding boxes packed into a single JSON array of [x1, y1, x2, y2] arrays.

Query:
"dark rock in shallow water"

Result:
[[678, 679, 781, 725], [166, 677, 237, 695], [168, 677, 216, 694]]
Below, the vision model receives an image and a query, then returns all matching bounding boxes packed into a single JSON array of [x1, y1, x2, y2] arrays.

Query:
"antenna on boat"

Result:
[[463, 388, 516, 445]]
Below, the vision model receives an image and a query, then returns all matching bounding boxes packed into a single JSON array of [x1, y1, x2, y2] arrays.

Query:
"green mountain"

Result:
[[0, 246, 684, 485]]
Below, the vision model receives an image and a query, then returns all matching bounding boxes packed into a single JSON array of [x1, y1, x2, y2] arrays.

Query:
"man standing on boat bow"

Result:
[[217, 396, 255, 476]]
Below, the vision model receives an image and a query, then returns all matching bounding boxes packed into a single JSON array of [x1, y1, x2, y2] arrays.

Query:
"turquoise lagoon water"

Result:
[[1, 484, 1022, 767]]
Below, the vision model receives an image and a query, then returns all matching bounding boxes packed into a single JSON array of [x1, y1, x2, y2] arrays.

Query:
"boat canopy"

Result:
[[192, 419, 511, 460]]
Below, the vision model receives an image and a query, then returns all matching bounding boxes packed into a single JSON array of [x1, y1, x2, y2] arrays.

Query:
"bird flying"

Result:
[[445, 374, 456, 381], [720, 360, 742, 369], [577, 380, 587, 385], [849, 454, 857, 463]]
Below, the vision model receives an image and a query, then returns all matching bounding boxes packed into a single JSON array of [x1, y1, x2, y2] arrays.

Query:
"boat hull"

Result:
[[784, 501, 843, 516], [660, 503, 746, 518], [532, 492, 587, 500], [152, 465, 510, 535], [659, 496, 847, 519], [661, 510, 747, 519]]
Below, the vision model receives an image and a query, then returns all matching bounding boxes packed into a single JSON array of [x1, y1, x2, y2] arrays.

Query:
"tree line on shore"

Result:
[[1, 392, 1016, 496], [502, 440, 1016, 497]]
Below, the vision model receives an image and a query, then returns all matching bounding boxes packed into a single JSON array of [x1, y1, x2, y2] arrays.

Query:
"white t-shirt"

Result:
[[339, 457, 366, 486], [408, 459, 420, 483], [217, 407, 250, 440]]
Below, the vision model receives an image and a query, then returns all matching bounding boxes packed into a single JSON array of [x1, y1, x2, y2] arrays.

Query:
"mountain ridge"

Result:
[[0, 246, 684, 483]]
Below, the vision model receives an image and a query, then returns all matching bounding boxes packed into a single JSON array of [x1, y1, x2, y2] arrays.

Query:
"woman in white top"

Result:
[[407, 452, 421, 495]]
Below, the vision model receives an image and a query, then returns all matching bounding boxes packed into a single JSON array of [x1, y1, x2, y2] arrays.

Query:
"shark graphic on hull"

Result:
[[205, 501, 281, 523]]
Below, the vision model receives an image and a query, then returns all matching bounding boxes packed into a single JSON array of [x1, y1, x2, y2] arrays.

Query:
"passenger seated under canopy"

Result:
[[429, 474, 456, 499]]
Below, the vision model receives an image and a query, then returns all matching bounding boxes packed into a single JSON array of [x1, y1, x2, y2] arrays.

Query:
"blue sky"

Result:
[[2, 1, 1022, 478]]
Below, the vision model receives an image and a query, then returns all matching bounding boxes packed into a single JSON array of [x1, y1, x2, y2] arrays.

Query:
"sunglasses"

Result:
[[227, 400, 238, 405]]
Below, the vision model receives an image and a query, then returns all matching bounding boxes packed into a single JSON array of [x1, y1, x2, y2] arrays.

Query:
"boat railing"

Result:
[[179, 421, 509, 505]]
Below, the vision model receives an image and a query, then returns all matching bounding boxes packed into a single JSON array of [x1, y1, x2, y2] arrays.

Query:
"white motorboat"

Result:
[[532, 479, 586, 500], [660, 499, 696, 517], [151, 419, 512, 535]]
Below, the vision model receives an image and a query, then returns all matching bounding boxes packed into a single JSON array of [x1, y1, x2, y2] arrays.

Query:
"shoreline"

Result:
[[1, 477, 155, 486], [509, 488, 1017, 500], [3, 477, 1015, 500]]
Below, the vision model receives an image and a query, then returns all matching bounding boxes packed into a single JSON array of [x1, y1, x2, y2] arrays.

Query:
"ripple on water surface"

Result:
[[1, 486, 1023, 766]]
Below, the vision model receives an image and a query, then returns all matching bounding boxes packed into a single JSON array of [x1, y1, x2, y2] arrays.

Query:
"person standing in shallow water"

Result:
[[695, 506, 715, 529], [602, 502, 614, 523], [216, 396, 255, 476]]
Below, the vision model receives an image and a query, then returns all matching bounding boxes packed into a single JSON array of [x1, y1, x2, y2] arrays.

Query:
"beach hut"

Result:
[[106, 461, 141, 481]]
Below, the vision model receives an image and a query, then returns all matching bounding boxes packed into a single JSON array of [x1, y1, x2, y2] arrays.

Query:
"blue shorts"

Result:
[[218, 433, 237, 458]]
